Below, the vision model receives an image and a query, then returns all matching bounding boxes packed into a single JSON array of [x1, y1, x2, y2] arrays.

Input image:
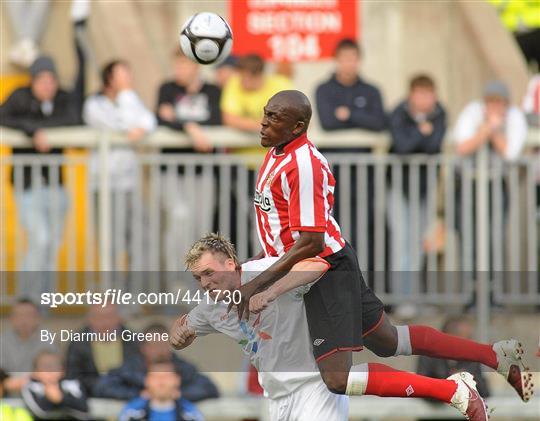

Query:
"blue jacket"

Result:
[[388, 100, 446, 198], [316, 74, 386, 132], [389, 100, 446, 154], [119, 397, 204, 421], [92, 354, 219, 403]]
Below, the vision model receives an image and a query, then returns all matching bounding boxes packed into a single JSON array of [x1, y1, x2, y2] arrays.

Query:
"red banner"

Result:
[[229, 0, 359, 62]]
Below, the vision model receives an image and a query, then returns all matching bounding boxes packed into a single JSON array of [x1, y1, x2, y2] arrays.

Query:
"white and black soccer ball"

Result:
[[179, 12, 233, 65]]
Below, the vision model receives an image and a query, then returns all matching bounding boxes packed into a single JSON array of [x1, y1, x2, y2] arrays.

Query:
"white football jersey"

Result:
[[186, 257, 321, 399]]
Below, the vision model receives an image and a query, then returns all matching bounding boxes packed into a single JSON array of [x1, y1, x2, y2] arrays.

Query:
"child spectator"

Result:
[[22, 350, 88, 420], [119, 361, 204, 421], [93, 323, 218, 402]]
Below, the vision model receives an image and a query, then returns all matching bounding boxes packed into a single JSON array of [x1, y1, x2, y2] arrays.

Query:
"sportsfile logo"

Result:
[[313, 339, 325, 346], [254, 189, 272, 213]]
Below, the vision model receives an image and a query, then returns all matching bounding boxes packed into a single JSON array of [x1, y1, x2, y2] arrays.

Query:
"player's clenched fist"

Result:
[[170, 317, 197, 350], [249, 289, 277, 314]]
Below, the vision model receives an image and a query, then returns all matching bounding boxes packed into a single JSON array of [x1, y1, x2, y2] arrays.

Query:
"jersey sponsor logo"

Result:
[[313, 338, 325, 346], [254, 189, 272, 213], [237, 314, 272, 355]]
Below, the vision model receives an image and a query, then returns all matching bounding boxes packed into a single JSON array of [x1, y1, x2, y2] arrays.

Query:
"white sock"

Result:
[[346, 363, 369, 396], [394, 325, 412, 356]]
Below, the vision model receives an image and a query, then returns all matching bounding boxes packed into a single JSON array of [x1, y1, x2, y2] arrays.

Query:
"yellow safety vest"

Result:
[[0, 403, 33, 421], [488, 0, 540, 31]]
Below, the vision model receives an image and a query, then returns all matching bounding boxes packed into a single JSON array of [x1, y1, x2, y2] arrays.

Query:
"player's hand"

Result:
[[228, 281, 259, 321], [249, 289, 277, 314], [170, 318, 197, 350]]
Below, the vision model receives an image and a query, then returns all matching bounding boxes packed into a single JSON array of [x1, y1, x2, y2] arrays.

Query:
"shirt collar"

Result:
[[273, 132, 309, 156]]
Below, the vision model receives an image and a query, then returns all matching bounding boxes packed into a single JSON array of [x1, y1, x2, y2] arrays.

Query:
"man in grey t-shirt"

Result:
[[0, 299, 54, 393]]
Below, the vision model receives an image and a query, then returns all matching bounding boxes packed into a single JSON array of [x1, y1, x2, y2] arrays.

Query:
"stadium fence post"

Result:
[[475, 146, 490, 343], [98, 130, 112, 287]]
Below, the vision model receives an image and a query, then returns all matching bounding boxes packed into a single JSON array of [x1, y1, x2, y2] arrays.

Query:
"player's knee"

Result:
[[320, 371, 348, 395]]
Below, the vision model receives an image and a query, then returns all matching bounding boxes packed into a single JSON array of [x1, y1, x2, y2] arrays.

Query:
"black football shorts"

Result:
[[303, 242, 384, 362]]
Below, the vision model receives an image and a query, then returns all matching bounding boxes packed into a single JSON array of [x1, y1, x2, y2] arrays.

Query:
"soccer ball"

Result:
[[179, 12, 233, 65]]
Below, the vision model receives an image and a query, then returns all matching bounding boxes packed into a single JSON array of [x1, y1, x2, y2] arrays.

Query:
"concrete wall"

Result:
[[0, 1, 529, 124]]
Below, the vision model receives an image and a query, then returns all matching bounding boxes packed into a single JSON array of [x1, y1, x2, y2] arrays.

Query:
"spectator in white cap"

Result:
[[453, 80, 528, 161]]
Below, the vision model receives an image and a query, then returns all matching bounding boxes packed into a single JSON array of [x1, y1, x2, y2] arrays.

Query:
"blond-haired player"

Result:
[[170, 233, 349, 421]]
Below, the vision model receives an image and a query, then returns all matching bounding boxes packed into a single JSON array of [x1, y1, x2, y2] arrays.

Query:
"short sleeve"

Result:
[[287, 148, 328, 232], [186, 305, 218, 336], [453, 101, 483, 144], [504, 107, 528, 161]]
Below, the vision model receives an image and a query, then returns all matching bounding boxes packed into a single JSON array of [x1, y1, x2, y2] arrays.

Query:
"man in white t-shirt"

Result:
[[453, 80, 527, 161], [170, 233, 348, 421]]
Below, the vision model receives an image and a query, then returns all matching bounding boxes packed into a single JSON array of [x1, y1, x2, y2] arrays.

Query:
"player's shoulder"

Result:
[[241, 256, 280, 273], [288, 142, 327, 169]]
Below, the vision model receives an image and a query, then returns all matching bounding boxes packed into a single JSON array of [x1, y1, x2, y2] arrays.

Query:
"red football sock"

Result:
[[365, 363, 457, 403], [409, 325, 498, 370]]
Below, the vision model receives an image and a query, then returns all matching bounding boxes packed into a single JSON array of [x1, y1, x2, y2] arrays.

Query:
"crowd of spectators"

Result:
[[0, 7, 537, 303], [0, 4, 538, 419], [0, 299, 219, 420]]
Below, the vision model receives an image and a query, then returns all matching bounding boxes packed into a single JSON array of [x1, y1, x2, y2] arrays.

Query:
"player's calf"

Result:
[[345, 363, 489, 421]]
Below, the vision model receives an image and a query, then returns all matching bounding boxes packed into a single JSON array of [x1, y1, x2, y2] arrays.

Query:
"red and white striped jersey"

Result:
[[254, 132, 345, 258]]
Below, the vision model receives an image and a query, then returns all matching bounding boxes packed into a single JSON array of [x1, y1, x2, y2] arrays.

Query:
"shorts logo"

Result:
[[313, 339, 325, 346], [406, 385, 414, 396]]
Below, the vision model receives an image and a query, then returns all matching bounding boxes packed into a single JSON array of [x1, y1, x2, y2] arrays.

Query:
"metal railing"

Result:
[[1, 127, 539, 326], [4, 395, 540, 420]]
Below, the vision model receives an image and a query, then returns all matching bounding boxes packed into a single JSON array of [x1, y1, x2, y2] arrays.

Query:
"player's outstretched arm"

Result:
[[170, 315, 197, 350], [231, 231, 325, 319], [249, 258, 329, 314]]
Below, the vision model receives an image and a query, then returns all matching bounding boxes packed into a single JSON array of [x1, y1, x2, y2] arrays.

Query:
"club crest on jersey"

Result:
[[254, 189, 272, 213]]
